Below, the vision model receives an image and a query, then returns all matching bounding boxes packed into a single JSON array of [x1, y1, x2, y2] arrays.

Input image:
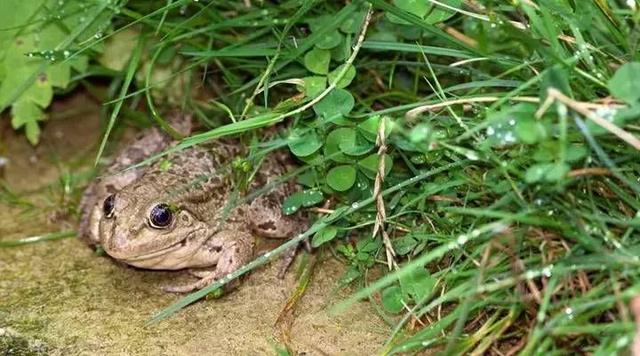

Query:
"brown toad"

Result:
[[79, 116, 306, 292]]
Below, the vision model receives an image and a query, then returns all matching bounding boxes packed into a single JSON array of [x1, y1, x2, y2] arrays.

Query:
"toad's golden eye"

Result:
[[103, 194, 115, 218], [149, 203, 173, 228]]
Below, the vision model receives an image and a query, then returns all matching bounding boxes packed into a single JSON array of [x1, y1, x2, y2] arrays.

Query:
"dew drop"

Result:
[[465, 151, 479, 161], [456, 234, 469, 245], [564, 307, 574, 319]]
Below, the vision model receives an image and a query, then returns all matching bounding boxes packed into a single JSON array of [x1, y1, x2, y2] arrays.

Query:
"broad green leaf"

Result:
[[356, 236, 381, 253], [315, 30, 344, 50], [525, 163, 553, 183], [358, 115, 392, 142], [308, 15, 331, 32], [525, 162, 569, 183], [544, 162, 570, 182], [585, 106, 631, 136], [358, 154, 393, 179], [326, 165, 357, 191], [313, 88, 354, 119], [540, 66, 572, 99], [339, 132, 374, 156], [485, 104, 538, 146], [399, 266, 436, 302], [312, 226, 338, 247], [288, 130, 323, 157], [387, 0, 429, 24], [325, 127, 357, 163], [424, 0, 462, 24], [532, 141, 557, 162], [300, 76, 327, 98], [282, 190, 325, 215], [340, 11, 367, 33], [608, 62, 640, 104], [515, 117, 547, 144], [303, 48, 331, 75], [409, 124, 432, 143], [381, 285, 404, 313], [0, 0, 112, 144], [327, 64, 356, 88], [566, 144, 588, 163], [331, 42, 349, 62], [296, 170, 319, 187], [393, 235, 418, 255]]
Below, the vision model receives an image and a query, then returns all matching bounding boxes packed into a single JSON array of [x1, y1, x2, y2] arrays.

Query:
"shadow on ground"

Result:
[[0, 95, 388, 355]]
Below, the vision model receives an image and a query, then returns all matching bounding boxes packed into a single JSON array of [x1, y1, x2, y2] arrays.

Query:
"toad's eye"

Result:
[[103, 194, 115, 218], [149, 203, 173, 228]]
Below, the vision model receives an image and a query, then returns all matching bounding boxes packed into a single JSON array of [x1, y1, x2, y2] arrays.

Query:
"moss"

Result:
[[0, 328, 48, 355]]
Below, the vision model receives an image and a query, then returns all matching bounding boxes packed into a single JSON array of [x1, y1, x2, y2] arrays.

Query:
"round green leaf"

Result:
[[300, 76, 327, 98], [326, 165, 356, 191], [340, 11, 366, 33], [328, 115, 351, 126], [358, 115, 392, 142], [327, 64, 356, 88], [295, 151, 323, 165], [331, 43, 349, 62], [312, 226, 338, 247], [515, 117, 547, 144], [308, 15, 330, 33], [544, 163, 570, 182], [358, 154, 393, 179], [288, 131, 323, 157], [303, 48, 331, 75], [525, 163, 552, 183], [393, 235, 418, 256], [325, 127, 357, 163], [339, 132, 374, 156], [387, 0, 429, 24], [424, 0, 462, 24], [282, 190, 324, 215], [608, 62, 640, 104], [566, 144, 588, 163], [399, 267, 436, 302], [381, 285, 404, 313], [316, 30, 344, 50], [532, 141, 556, 162], [313, 88, 354, 119], [525, 162, 569, 183], [409, 124, 432, 143]]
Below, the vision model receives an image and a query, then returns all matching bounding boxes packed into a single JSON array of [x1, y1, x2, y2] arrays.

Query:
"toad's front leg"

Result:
[[163, 230, 254, 293], [248, 194, 309, 278]]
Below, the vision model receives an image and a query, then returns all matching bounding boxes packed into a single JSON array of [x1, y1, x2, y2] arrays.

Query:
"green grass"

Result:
[[4, 0, 640, 354]]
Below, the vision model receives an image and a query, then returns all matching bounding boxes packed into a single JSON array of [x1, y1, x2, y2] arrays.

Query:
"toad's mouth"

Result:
[[122, 241, 184, 262], [114, 230, 200, 263]]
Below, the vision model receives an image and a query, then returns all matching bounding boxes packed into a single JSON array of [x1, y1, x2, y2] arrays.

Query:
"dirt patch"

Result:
[[0, 95, 388, 355]]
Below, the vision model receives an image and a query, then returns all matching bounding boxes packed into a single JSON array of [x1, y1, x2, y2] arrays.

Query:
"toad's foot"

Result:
[[163, 270, 221, 293]]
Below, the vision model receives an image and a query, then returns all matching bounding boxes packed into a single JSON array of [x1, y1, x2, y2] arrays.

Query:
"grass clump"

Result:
[[3, 0, 640, 354]]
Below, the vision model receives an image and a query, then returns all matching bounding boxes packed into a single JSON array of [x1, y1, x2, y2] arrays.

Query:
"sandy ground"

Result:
[[0, 94, 389, 355]]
